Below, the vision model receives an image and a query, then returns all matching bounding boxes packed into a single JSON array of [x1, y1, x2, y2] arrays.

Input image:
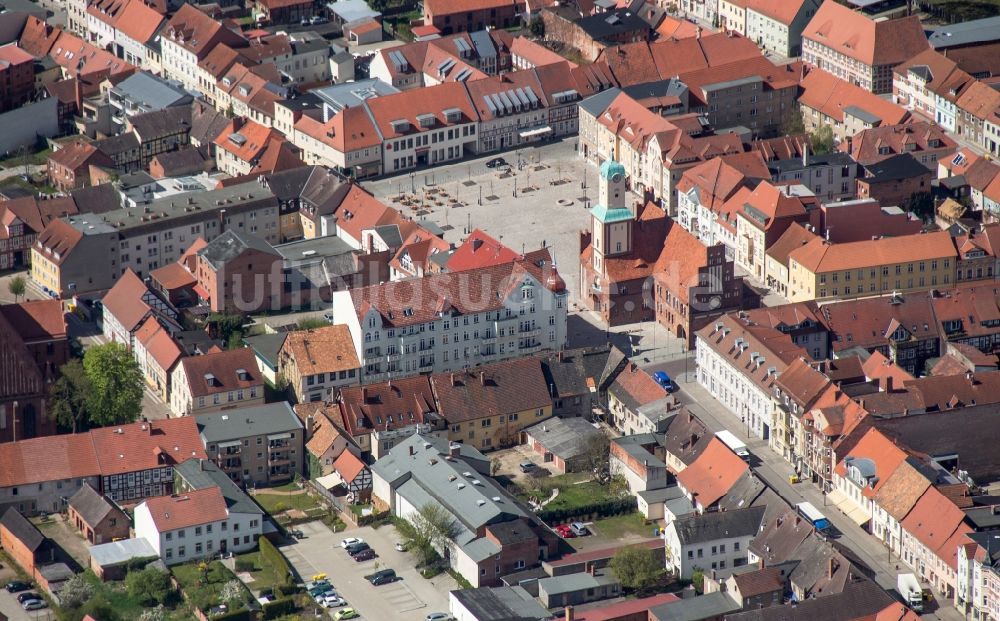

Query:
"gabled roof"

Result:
[[445, 229, 521, 272], [609, 362, 669, 411], [333, 450, 367, 483], [163, 3, 245, 58], [142, 486, 229, 532], [789, 230, 956, 274], [671, 505, 765, 545], [114, 0, 166, 45], [803, 1, 929, 66], [0, 433, 101, 487], [178, 347, 260, 398], [338, 375, 437, 437], [900, 486, 971, 570], [799, 68, 909, 125], [676, 437, 750, 508], [431, 358, 551, 424], [102, 269, 152, 333], [0, 299, 66, 342], [68, 482, 117, 526], [834, 427, 908, 498], [0, 508, 45, 552], [90, 418, 206, 476]]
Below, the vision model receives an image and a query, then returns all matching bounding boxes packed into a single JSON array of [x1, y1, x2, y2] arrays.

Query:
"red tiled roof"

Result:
[[0, 433, 100, 487], [294, 105, 381, 155], [332, 450, 367, 483], [799, 67, 909, 125], [365, 82, 478, 140], [89, 417, 207, 477], [102, 269, 153, 333], [150, 262, 196, 291], [49, 141, 113, 172], [425, 0, 519, 15], [214, 118, 282, 164], [114, 0, 166, 44], [900, 486, 971, 570], [178, 347, 260, 398], [803, 1, 929, 66], [446, 229, 521, 272], [611, 362, 669, 407], [676, 437, 749, 508], [338, 376, 436, 437], [143, 486, 229, 531], [431, 358, 551, 423], [834, 427, 908, 498], [744, 0, 809, 25], [0, 299, 66, 342], [789, 230, 956, 274], [163, 3, 245, 58], [18, 16, 60, 58], [34, 219, 84, 266], [138, 317, 183, 372], [0, 45, 34, 65]]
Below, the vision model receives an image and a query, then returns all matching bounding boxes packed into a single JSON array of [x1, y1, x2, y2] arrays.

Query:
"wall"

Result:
[[0, 97, 59, 155], [0, 477, 99, 517]]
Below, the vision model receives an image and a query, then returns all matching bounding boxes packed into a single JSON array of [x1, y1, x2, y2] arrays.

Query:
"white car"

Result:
[[394, 541, 408, 552], [340, 537, 364, 548], [322, 594, 347, 608]]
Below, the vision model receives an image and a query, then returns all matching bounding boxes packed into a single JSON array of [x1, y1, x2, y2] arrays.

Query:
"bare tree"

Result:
[[581, 433, 612, 485]]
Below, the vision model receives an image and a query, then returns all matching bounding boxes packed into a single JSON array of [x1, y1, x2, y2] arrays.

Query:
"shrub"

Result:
[[259, 537, 294, 590], [234, 558, 256, 573], [211, 608, 252, 621], [262, 597, 296, 619], [126, 568, 173, 606], [538, 495, 636, 523], [59, 574, 93, 609]]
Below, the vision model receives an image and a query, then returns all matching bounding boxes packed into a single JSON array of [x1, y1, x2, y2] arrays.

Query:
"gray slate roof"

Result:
[[613, 433, 667, 469], [649, 591, 741, 621], [198, 230, 279, 269], [112, 72, 193, 110], [88, 537, 158, 567], [174, 458, 263, 516], [727, 579, 892, 621], [579, 87, 622, 117], [130, 106, 192, 141], [68, 482, 116, 526], [671, 505, 765, 546], [244, 333, 288, 368], [539, 344, 627, 400], [928, 16, 1000, 48], [450, 586, 550, 621], [0, 508, 44, 552], [196, 402, 303, 445], [70, 183, 120, 214], [523, 417, 603, 461]]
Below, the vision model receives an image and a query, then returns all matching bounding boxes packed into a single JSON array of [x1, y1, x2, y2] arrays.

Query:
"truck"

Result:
[[795, 501, 831, 532], [897, 573, 924, 612], [715, 430, 750, 460]]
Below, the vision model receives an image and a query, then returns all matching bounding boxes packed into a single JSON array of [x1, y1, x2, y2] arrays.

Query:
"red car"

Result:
[[555, 525, 575, 538]]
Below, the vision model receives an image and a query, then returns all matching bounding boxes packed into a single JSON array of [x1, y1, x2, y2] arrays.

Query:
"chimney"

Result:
[[472, 238, 483, 251], [362, 387, 368, 403], [232, 116, 245, 132], [690, 434, 697, 446], [408, 445, 415, 456], [828, 558, 838, 579], [802, 140, 809, 168], [565, 606, 575, 621], [696, 26, 701, 39], [480, 371, 486, 385], [883, 375, 893, 393], [450, 443, 461, 458]]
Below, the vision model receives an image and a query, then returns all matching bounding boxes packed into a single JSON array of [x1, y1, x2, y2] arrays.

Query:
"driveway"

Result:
[[279, 521, 456, 620], [0, 588, 51, 621]]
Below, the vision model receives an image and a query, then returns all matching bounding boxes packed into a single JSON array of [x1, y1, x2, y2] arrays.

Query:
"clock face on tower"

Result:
[[611, 172, 622, 183]]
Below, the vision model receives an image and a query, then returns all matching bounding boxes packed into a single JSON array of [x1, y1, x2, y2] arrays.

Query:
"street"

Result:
[[643, 355, 964, 621]]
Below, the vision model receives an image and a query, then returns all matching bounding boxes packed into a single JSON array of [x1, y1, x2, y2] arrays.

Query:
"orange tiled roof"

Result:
[[281, 325, 360, 376], [789, 230, 957, 274], [676, 437, 750, 508], [143, 486, 229, 531], [799, 67, 909, 125], [89, 417, 207, 477], [803, 1, 929, 66]]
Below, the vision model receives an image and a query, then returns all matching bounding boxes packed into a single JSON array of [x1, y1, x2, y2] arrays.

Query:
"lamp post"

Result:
[[410, 172, 415, 193]]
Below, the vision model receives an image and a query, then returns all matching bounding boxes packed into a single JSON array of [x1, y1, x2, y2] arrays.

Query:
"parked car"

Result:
[[365, 569, 397, 585], [426, 614, 453, 621], [310, 586, 335, 599], [340, 537, 364, 548], [518, 461, 536, 473], [394, 541, 408, 552], [321, 593, 346, 608], [486, 157, 508, 169], [290, 529, 305, 539], [5, 581, 31, 593], [570, 522, 589, 536], [300, 17, 310, 25], [22, 599, 47, 611], [346, 542, 371, 556], [305, 579, 331, 591], [16, 592, 41, 604], [353, 548, 376, 561], [652, 371, 674, 392], [310, 15, 328, 24], [335, 609, 360, 620], [554, 524, 575, 538]]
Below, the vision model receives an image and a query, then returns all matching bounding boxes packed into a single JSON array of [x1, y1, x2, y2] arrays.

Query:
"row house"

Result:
[[956, 81, 1000, 149], [337, 376, 443, 459], [277, 325, 361, 403], [132, 315, 183, 401], [292, 105, 384, 178], [369, 34, 488, 91], [0, 196, 77, 270], [695, 312, 808, 441], [767, 151, 858, 204], [745, 0, 821, 57], [31, 179, 283, 296], [957, 533, 1000, 621], [892, 50, 962, 123], [735, 181, 814, 282], [101, 268, 180, 348], [844, 122, 957, 172], [170, 347, 265, 416], [160, 4, 247, 93], [675, 152, 771, 248], [422, 0, 524, 35], [801, 0, 929, 94], [798, 68, 911, 144], [332, 249, 568, 384], [786, 231, 958, 303]]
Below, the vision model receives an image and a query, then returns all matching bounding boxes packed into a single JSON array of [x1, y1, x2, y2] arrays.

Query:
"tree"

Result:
[[396, 504, 461, 566], [529, 18, 544, 37], [611, 545, 666, 594], [905, 191, 935, 221], [126, 568, 173, 606], [48, 359, 92, 432], [221, 579, 248, 608], [691, 567, 705, 593], [781, 108, 806, 136], [809, 124, 835, 155], [581, 433, 612, 485], [59, 574, 94, 609], [7, 275, 25, 302], [209, 312, 245, 348], [83, 342, 144, 427]]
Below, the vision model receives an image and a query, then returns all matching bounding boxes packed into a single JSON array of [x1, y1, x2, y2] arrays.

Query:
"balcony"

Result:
[[269, 467, 292, 480], [385, 352, 402, 361], [518, 327, 540, 337], [268, 441, 290, 452], [268, 454, 291, 466], [217, 458, 242, 472]]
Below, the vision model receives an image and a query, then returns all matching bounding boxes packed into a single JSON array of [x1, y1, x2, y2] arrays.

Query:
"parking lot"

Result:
[[363, 138, 595, 297], [0, 575, 51, 621], [279, 521, 456, 620]]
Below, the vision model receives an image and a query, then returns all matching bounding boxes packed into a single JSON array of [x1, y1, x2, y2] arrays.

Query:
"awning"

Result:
[[519, 125, 552, 138], [267, 432, 292, 441], [218, 440, 242, 448], [826, 489, 871, 526]]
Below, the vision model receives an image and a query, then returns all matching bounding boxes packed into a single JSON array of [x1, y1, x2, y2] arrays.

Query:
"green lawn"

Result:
[[590, 512, 652, 540], [0, 147, 51, 169], [172, 560, 250, 613], [254, 490, 322, 515], [233, 551, 280, 592], [542, 481, 605, 513], [74, 570, 191, 621]]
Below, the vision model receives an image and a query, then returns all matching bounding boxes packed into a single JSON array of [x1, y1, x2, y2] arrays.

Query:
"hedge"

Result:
[[262, 597, 296, 619], [211, 608, 251, 621], [259, 537, 294, 589], [538, 495, 637, 523]]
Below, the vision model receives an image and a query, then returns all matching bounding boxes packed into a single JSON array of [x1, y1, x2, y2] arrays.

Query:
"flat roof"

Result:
[[928, 16, 1000, 49]]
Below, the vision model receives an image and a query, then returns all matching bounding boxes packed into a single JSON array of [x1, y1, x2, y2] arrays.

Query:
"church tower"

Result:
[[589, 159, 634, 274]]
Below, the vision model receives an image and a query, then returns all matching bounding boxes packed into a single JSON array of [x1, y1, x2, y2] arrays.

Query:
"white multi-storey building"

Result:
[[332, 252, 569, 383]]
